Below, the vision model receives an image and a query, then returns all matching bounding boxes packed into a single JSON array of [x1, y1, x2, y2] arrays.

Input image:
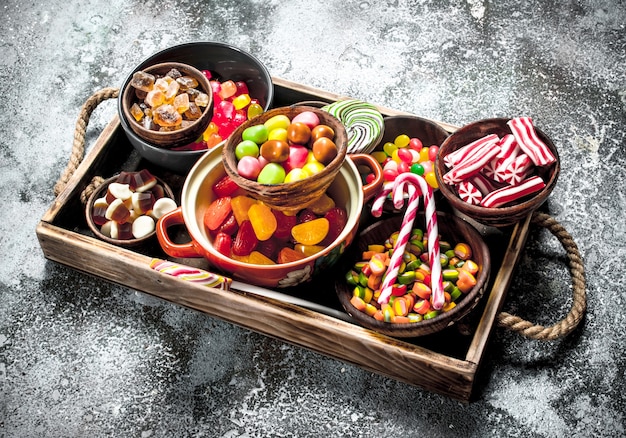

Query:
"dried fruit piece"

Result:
[[291, 218, 329, 246]]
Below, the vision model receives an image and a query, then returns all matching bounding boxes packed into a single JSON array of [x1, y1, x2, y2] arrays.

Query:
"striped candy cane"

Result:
[[377, 173, 445, 310]]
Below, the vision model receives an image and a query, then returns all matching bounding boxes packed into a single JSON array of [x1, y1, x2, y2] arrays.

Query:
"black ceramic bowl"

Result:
[[118, 41, 275, 174]]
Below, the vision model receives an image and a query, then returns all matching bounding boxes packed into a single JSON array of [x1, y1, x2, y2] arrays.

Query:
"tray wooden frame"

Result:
[[37, 77, 530, 402]]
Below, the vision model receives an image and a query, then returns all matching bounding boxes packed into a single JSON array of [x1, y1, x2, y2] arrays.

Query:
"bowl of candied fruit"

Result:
[[155, 144, 384, 288], [118, 41, 275, 174]]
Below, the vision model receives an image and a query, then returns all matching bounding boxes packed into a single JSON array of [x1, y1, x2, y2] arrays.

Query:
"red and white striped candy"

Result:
[[457, 180, 483, 205], [499, 153, 533, 186], [507, 117, 556, 166], [471, 172, 502, 195], [444, 133, 499, 168], [480, 175, 546, 208], [443, 142, 501, 185], [492, 134, 521, 183]]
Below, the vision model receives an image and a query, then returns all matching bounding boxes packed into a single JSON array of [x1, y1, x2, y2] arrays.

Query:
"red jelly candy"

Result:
[[232, 220, 258, 256], [213, 232, 232, 257], [213, 175, 240, 198], [215, 211, 239, 236], [204, 196, 232, 231], [321, 207, 348, 246], [297, 208, 318, 224], [272, 210, 297, 240]]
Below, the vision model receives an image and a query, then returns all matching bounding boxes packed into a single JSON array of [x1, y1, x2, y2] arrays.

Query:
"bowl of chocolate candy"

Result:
[[86, 170, 177, 247], [435, 117, 560, 227], [118, 42, 274, 174]]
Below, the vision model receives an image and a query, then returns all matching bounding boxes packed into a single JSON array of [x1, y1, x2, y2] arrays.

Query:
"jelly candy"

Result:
[[272, 210, 297, 240], [312, 137, 338, 165], [203, 196, 232, 231], [257, 163, 286, 184], [260, 140, 290, 163], [242, 124, 269, 144], [232, 220, 258, 256], [264, 114, 291, 132], [212, 175, 240, 198], [291, 218, 329, 246], [213, 231, 232, 257], [248, 203, 277, 241], [231, 195, 257, 224], [277, 247, 307, 264]]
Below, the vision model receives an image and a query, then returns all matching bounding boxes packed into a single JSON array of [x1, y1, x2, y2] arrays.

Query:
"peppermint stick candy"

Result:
[[507, 117, 556, 166], [377, 173, 445, 310], [371, 181, 394, 218]]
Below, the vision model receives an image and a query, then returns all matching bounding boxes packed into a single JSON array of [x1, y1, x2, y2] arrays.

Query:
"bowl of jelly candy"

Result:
[[85, 170, 177, 247], [435, 117, 560, 227], [221, 106, 349, 211], [335, 212, 490, 337], [155, 143, 384, 288], [121, 62, 214, 149], [118, 41, 274, 174]]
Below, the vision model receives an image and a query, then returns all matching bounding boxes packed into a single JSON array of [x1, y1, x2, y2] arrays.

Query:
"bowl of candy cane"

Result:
[[336, 172, 491, 337], [435, 117, 560, 227], [118, 42, 274, 174]]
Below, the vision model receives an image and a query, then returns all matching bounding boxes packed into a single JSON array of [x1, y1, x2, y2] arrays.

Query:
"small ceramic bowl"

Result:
[[120, 61, 213, 149], [118, 41, 275, 174], [335, 213, 491, 337], [85, 172, 176, 247], [435, 118, 560, 227], [155, 144, 384, 288], [221, 106, 348, 211]]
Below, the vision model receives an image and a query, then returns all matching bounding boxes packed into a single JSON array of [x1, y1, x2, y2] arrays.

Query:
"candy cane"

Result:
[[371, 181, 394, 218], [378, 173, 445, 310]]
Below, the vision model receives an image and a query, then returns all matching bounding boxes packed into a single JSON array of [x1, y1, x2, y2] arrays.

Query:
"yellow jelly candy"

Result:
[[291, 218, 329, 246], [302, 161, 324, 177], [231, 195, 257, 224], [248, 251, 276, 265], [248, 203, 277, 241], [294, 243, 325, 257]]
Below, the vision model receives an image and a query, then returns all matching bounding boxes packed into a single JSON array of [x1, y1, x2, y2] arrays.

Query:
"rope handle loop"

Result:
[[54, 87, 119, 198], [496, 211, 587, 340]]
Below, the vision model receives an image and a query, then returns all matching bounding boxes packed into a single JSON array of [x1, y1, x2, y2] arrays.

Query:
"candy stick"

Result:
[[471, 172, 502, 195], [442, 143, 501, 185], [492, 134, 521, 182], [378, 173, 444, 310], [480, 175, 546, 208], [507, 117, 556, 166], [443, 133, 499, 168], [150, 258, 232, 289], [371, 181, 394, 218]]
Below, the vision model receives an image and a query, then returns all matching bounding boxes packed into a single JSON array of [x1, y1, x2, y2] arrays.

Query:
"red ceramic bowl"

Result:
[[156, 145, 383, 288]]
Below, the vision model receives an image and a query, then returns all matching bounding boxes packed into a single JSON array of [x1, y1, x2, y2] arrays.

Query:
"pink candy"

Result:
[[481, 175, 546, 208], [507, 117, 556, 166]]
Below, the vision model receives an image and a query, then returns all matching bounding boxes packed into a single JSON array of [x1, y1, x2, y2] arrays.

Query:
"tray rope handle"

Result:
[[496, 211, 587, 340], [54, 87, 120, 202]]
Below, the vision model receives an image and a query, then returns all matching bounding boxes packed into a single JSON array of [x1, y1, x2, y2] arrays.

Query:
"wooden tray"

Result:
[[37, 77, 531, 402]]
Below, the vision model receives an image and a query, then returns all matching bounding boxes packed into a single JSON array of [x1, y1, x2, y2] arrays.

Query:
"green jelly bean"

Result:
[[423, 310, 441, 320], [235, 140, 259, 160], [257, 162, 285, 184], [242, 124, 269, 144]]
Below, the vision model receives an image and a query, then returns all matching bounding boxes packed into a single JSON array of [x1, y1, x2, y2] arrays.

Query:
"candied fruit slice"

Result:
[[307, 193, 335, 215], [291, 218, 330, 246], [248, 203, 277, 241], [248, 251, 276, 265], [130, 71, 155, 92], [277, 247, 307, 264], [153, 104, 182, 127]]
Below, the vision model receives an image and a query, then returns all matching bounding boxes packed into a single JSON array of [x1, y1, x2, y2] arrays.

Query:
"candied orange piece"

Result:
[[248, 251, 276, 265], [307, 193, 335, 215], [291, 218, 329, 246]]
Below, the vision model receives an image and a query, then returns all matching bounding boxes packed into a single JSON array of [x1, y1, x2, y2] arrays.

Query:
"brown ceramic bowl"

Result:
[[120, 62, 214, 149], [86, 173, 176, 247], [156, 145, 384, 288], [221, 106, 348, 211], [435, 118, 560, 227], [335, 213, 491, 337]]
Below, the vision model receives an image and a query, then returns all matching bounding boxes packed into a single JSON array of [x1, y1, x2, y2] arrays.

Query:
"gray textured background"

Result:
[[1, 0, 625, 436]]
